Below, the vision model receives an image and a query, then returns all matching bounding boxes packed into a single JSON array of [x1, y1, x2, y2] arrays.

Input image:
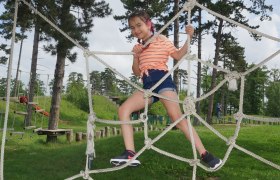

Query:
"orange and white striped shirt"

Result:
[[134, 35, 177, 76]]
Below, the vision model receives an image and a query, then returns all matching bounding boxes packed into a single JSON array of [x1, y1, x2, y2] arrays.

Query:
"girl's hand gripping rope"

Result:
[[185, 25, 194, 39], [132, 44, 143, 59]]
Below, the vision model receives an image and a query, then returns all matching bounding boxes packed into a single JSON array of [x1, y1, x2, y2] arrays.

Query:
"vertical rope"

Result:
[[83, 52, 95, 178], [0, 0, 19, 179], [16, 70, 22, 98], [143, 96, 149, 140], [40, 74, 49, 128], [185, 6, 198, 180]]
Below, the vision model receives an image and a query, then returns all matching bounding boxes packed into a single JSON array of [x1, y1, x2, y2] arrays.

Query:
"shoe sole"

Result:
[[110, 159, 140, 167], [209, 159, 222, 170]]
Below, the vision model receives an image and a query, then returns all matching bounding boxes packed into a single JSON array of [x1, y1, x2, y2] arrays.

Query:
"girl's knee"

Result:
[[118, 105, 132, 118]]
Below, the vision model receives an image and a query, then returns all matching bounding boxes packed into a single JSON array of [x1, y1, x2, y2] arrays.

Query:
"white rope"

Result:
[[90, 51, 133, 55], [0, 0, 19, 179], [185, 6, 199, 179], [195, 2, 280, 42]]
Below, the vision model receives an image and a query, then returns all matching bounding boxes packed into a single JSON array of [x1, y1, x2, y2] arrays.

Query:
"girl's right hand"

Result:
[[132, 44, 143, 59]]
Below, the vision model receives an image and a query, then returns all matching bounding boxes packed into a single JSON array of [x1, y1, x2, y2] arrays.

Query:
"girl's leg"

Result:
[[159, 91, 206, 155], [118, 90, 152, 152]]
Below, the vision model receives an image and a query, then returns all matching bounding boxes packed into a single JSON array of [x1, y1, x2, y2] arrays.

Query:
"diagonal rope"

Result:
[[195, 2, 280, 42]]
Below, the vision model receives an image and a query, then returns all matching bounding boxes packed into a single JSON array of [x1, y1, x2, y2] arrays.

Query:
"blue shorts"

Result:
[[142, 69, 177, 103]]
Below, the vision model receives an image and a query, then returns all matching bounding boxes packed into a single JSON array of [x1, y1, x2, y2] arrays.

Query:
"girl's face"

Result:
[[129, 16, 151, 41]]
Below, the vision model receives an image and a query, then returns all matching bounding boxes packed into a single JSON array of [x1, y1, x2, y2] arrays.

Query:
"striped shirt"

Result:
[[134, 35, 177, 76]]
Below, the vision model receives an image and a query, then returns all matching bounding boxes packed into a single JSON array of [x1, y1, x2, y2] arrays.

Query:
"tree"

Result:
[[129, 74, 142, 94], [270, 68, 280, 82], [117, 79, 130, 95], [101, 68, 118, 96], [205, 0, 272, 124], [218, 36, 247, 116], [0, 1, 32, 66], [0, 78, 25, 97], [66, 72, 88, 111], [33, 75, 45, 96], [90, 71, 102, 94], [244, 65, 269, 115], [178, 68, 188, 92], [265, 82, 280, 117], [39, 1, 111, 142]]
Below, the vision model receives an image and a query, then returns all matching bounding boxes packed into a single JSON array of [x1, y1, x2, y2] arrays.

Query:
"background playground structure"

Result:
[[0, 96, 51, 132], [18, 96, 49, 117]]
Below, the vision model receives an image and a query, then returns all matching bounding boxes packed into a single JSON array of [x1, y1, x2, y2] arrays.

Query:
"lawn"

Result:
[[2, 124, 280, 180], [1, 96, 280, 179]]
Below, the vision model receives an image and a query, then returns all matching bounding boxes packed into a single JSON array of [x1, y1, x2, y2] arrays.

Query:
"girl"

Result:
[[110, 10, 222, 170]]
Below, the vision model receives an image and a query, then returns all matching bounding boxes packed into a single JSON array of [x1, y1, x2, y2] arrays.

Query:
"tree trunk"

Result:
[[194, 8, 202, 126], [14, 37, 24, 97], [47, 43, 66, 143], [173, 0, 179, 92], [47, 0, 71, 143], [25, 25, 40, 127], [206, 18, 223, 124]]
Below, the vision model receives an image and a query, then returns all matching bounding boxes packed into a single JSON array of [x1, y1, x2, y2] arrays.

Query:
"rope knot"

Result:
[[88, 113, 96, 122], [144, 138, 153, 149], [227, 136, 236, 146], [233, 112, 244, 121], [87, 114, 96, 130], [226, 71, 240, 91], [144, 90, 152, 99], [83, 50, 91, 58], [183, 0, 196, 11], [183, 96, 196, 115], [189, 159, 199, 166], [80, 170, 89, 179], [139, 113, 148, 122]]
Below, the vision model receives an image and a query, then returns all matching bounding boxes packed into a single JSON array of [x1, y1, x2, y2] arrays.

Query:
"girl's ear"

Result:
[[146, 20, 152, 28]]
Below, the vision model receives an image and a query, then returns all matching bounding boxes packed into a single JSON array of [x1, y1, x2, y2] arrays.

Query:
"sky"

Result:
[[0, 0, 279, 95]]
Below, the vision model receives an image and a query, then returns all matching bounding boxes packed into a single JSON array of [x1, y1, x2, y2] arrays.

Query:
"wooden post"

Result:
[[95, 131, 101, 139], [66, 129, 73, 143], [105, 126, 110, 137], [100, 129, 105, 138], [76, 132, 82, 142], [112, 127, 117, 136], [117, 129, 121, 135], [82, 133, 87, 140], [133, 127, 138, 132]]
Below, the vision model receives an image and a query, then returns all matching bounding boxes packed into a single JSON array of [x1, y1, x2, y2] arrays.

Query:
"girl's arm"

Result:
[[132, 57, 141, 76], [132, 45, 142, 76], [170, 25, 194, 61]]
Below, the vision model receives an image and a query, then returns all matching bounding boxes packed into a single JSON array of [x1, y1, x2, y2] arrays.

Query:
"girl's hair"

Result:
[[128, 10, 154, 44]]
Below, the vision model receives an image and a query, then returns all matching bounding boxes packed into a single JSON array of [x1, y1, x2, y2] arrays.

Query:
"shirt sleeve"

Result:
[[160, 35, 177, 55]]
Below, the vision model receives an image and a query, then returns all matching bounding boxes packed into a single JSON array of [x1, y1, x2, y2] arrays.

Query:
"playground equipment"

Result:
[[1, 0, 280, 180]]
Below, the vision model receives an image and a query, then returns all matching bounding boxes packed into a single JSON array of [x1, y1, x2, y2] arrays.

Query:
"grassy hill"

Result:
[[0, 95, 119, 132]]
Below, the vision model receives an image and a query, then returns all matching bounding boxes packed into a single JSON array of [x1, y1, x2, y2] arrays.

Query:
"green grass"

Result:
[[2, 124, 280, 179], [1, 97, 280, 179], [0, 95, 118, 132]]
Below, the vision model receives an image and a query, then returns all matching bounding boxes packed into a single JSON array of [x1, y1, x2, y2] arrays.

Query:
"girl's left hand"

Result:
[[185, 25, 194, 37]]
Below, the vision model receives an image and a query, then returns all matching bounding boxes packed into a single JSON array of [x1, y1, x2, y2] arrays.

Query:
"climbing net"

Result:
[[1, 0, 280, 180]]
